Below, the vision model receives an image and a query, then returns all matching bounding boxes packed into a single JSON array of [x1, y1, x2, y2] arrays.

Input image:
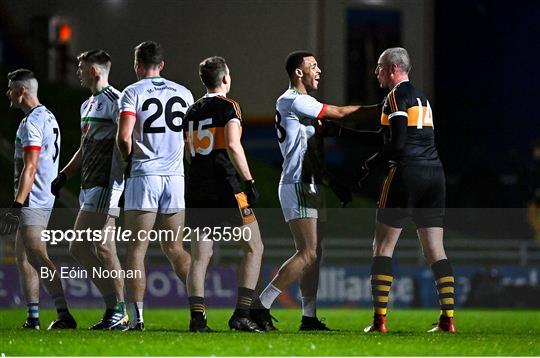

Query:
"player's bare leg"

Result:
[[364, 222, 401, 333], [156, 212, 190, 283], [251, 218, 317, 331], [70, 212, 117, 303], [19, 225, 76, 329], [186, 232, 214, 331], [91, 216, 127, 328], [298, 222, 328, 330], [259, 218, 318, 307], [94, 216, 124, 302], [417, 227, 456, 333], [372, 222, 401, 257], [69, 238, 117, 300], [230, 220, 263, 332], [237, 220, 263, 290], [124, 210, 155, 329], [417, 227, 446, 264], [15, 232, 40, 329], [186, 233, 213, 297], [71, 211, 126, 329]]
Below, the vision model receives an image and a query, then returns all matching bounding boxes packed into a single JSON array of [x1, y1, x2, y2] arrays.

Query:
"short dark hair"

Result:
[[199, 56, 228, 89], [285, 50, 314, 78], [134, 41, 164, 66], [7, 68, 35, 82], [77, 49, 111, 65]]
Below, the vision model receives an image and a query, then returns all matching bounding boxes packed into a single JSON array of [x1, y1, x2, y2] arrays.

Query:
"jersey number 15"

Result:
[[187, 118, 215, 156]]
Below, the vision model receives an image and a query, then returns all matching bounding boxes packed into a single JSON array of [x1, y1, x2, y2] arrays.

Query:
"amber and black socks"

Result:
[[370, 256, 393, 318], [431, 259, 455, 318]]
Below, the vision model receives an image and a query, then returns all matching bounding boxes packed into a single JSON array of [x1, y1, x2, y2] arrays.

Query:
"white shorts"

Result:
[[278, 183, 326, 222], [124, 175, 184, 214], [20, 208, 52, 228], [79, 186, 123, 217]]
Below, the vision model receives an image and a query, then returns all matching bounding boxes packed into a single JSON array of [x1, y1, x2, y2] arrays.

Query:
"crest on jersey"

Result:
[[96, 102, 104, 111], [152, 80, 165, 86]]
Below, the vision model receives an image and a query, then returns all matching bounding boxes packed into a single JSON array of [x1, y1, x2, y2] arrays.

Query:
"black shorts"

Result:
[[376, 164, 445, 228], [186, 190, 256, 229]]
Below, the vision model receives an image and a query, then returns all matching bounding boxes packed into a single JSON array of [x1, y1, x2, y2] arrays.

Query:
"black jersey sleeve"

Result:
[[387, 84, 409, 114], [386, 86, 409, 154], [219, 96, 243, 125]]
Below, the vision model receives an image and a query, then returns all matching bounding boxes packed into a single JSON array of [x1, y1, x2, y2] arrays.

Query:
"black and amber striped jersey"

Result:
[[183, 93, 243, 197], [380, 81, 441, 166]]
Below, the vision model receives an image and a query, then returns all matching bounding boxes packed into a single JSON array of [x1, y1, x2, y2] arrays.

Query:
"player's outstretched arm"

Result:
[[321, 104, 360, 119], [116, 113, 136, 162], [328, 103, 382, 133]]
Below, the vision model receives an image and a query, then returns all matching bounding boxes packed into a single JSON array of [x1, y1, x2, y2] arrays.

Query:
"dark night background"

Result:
[[0, 0, 539, 238]]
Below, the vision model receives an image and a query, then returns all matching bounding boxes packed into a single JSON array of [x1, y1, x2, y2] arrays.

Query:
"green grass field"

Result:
[[1, 308, 539, 356]]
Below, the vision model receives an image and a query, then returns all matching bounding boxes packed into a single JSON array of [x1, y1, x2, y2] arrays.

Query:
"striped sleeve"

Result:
[[218, 96, 243, 123], [387, 87, 408, 119]]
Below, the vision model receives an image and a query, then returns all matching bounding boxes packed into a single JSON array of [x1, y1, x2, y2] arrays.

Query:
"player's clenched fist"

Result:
[[0, 201, 23, 235]]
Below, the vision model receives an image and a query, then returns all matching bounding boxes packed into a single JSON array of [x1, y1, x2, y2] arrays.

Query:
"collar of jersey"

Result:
[[391, 80, 409, 91], [25, 104, 43, 116], [144, 76, 162, 80], [204, 92, 226, 98], [288, 87, 302, 95], [92, 85, 111, 96]]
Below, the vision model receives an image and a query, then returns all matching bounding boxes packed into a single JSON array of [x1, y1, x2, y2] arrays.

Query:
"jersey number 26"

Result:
[[142, 96, 187, 133]]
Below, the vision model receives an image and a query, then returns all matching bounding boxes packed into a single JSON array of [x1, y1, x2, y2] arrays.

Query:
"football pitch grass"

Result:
[[1, 308, 539, 356]]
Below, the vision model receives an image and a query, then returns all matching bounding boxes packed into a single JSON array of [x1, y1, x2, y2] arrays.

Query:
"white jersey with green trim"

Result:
[[275, 88, 327, 184], [80, 85, 124, 190], [119, 76, 193, 177], [14, 105, 60, 208]]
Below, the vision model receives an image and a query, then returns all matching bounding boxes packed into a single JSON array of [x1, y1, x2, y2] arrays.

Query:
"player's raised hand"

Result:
[[0, 201, 23, 235], [329, 179, 352, 208], [245, 179, 260, 207], [51, 172, 67, 197]]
